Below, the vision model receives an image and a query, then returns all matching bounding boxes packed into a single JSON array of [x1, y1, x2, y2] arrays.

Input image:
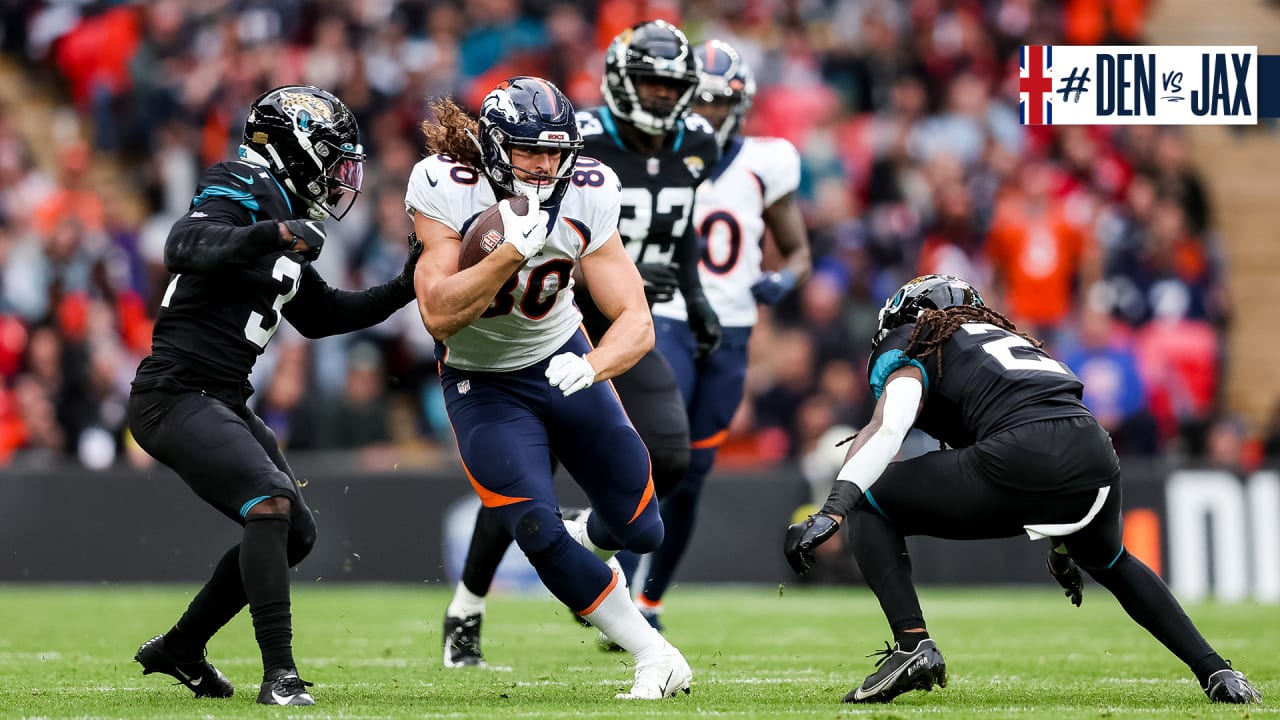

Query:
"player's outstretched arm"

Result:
[[412, 210, 527, 340], [577, 231, 654, 382], [282, 233, 423, 338], [164, 199, 289, 274], [785, 367, 924, 574], [752, 192, 812, 306]]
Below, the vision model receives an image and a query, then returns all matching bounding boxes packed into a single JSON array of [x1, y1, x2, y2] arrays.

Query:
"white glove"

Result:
[[498, 190, 549, 259], [545, 352, 596, 397]]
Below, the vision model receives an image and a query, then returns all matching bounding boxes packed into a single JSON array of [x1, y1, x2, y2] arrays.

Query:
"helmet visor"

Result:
[[324, 151, 364, 220]]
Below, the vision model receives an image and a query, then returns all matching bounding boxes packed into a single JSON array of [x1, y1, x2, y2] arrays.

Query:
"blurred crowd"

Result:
[[0, 0, 1260, 476]]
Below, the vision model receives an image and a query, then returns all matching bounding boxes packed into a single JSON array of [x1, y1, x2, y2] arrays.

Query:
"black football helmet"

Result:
[[874, 275, 984, 347], [241, 85, 365, 221], [693, 39, 756, 147], [476, 76, 583, 205], [602, 20, 700, 136]]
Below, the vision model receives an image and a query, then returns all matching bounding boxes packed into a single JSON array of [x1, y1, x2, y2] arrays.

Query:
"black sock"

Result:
[[460, 506, 514, 597], [847, 509, 927, 636], [241, 514, 295, 677], [894, 629, 930, 652], [166, 544, 248, 660], [1086, 550, 1227, 685]]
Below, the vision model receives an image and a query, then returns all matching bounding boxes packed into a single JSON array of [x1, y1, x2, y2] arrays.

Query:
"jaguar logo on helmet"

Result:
[[280, 91, 335, 127]]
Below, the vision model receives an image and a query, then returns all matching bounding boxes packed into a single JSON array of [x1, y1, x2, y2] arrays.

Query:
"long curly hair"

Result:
[[905, 305, 1043, 380], [419, 98, 482, 169]]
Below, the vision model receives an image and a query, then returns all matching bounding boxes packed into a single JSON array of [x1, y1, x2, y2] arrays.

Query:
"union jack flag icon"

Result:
[[1020, 45, 1054, 125]]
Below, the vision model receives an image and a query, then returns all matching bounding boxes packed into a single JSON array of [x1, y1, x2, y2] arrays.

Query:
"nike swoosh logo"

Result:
[[270, 689, 293, 705], [189, 676, 202, 686], [230, 172, 255, 185], [663, 668, 675, 696], [425, 170, 439, 187]]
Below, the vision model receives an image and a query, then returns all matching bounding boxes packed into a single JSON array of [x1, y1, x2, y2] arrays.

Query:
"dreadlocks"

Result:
[[905, 305, 1044, 381], [419, 98, 483, 169]]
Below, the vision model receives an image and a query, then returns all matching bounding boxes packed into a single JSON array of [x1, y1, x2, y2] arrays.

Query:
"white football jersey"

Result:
[[405, 153, 620, 371], [652, 136, 801, 327]]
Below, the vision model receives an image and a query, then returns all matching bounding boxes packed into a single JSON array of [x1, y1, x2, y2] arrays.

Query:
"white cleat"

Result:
[[615, 643, 692, 700]]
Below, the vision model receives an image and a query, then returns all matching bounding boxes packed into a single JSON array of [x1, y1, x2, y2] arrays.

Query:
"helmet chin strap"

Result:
[[512, 177, 555, 202]]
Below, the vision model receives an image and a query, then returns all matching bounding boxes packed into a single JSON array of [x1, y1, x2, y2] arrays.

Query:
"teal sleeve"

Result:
[[868, 349, 928, 399]]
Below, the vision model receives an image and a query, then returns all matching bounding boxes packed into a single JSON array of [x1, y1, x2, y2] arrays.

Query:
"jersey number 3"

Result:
[[961, 323, 1066, 374]]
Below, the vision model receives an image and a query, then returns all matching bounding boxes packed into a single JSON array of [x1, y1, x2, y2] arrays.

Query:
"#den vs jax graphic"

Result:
[[1019, 45, 1280, 125]]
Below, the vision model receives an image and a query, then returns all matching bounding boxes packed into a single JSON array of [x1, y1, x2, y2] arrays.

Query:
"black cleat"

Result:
[[135, 635, 234, 698], [1203, 668, 1262, 704], [443, 613, 487, 667], [843, 639, 947, 703], [256, 668, 315, 706]]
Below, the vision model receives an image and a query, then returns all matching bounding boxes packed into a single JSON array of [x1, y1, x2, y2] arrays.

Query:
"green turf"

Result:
[[0, 583, 1275, 718]]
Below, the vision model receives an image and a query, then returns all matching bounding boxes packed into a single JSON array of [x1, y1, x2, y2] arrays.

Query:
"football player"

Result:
[[638, 38, 812, 629], [127, 85, 422, 706], [784, 275, 1262, 706], [441, 19, 724, 662], [408, 76, 692, 700]]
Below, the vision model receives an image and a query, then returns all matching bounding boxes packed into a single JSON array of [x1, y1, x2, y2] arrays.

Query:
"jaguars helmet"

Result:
[[241, 85, 365, 221], [874, 275, 984, 347], [602, 20, 701, 136], [476, 76, 583, 205], [693, 39, 756, 147]]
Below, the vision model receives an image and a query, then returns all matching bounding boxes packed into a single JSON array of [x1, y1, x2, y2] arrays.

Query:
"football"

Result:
[[458, 195, 528, 271]]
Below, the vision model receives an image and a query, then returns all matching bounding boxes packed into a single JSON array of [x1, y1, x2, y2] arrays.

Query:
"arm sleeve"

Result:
[[164, 198, 281, 274], [833, 375, 923, 494], [282, 265, 414, 339]]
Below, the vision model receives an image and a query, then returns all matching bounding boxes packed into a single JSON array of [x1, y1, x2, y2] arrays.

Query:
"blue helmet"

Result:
[[602, 20, 701, 136], [693, 39, 756, 147], [476, 76, 583, 205], [874, 275, 984, 347]]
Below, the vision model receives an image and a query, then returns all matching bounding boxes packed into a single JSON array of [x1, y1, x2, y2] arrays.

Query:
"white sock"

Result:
[[565, 515, 615, 562], [445, 582, 486, 618], [582, 574, 665, 661]]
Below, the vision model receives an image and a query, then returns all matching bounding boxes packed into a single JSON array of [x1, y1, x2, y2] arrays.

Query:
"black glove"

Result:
[[403, 232, 424, 281], [636, 262, 679, 305], [281, 219, 326, 261], [686, 296, 722, 357], [1047, 548, 1083, 607], [784, 513, 840, 575]]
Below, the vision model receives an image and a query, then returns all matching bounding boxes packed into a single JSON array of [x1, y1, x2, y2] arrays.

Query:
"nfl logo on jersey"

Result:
[[481, 229, 503, 254]]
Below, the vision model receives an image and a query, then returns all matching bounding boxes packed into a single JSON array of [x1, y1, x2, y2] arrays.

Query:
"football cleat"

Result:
[[615, 642, 692, 699], [256, 668, 315, 706], [443, 613, 488, 668], [844, 639, 947, 703], [134, 634, 234, 698], [1203, 668, 1262, 704]]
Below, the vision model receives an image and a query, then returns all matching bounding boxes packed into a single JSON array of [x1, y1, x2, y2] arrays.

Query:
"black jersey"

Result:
[[575, 106, 720, 266], [132, 160, 412, 400], [868, 322, 1090, 448]]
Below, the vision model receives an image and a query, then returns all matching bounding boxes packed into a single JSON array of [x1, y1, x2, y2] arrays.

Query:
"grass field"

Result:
[[0, 583, 1275, 719]]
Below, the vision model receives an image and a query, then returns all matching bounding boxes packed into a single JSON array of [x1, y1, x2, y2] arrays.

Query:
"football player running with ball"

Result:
[[128, 85, 422, 706], [407, 76, 692, 700], [441, 19, 723, 663], [784, 275, 1262, 706], [639, 38, 812, 630]]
